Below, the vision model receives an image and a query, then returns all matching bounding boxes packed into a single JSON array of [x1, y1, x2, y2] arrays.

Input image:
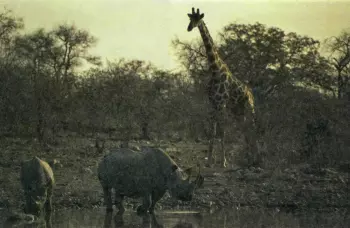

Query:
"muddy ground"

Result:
[[0, 135, 349, 214]]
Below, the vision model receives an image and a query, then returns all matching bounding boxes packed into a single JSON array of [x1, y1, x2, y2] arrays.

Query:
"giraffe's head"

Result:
[[187, 7, 204, 32]]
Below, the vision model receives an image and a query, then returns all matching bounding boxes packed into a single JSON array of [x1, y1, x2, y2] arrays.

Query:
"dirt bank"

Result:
[[0, 136, 349, 214]]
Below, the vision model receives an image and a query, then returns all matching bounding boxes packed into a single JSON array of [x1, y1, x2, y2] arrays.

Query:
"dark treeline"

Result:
[[0, 9, 349, 167]]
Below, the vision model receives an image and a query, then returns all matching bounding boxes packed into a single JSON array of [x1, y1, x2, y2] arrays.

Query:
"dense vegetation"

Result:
[[0, 9, 349, 222], [0, 8, 349, 169]]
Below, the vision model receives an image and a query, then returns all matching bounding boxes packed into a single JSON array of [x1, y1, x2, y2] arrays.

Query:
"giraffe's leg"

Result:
[[103, 187, 113, 212], [249, 127, 261, 166], [219, 129, 226, 168], [217, 112, 227, 168], [246, 110, 262, 166], [206, 112, 217, 168], [238, 114, 260, 167], [115, 193, 125, 215], [149, 190, 165, 214]]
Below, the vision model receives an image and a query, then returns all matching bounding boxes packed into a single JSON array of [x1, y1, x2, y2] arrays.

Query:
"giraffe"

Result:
[[187, 7, 260, 168]]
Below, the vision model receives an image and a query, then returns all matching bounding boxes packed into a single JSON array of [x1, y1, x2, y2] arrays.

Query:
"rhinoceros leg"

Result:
[[137, 194, 152, 215], [103, 187, 113, 212], [114, 194, 125, 215], [45, 208, 53, 228], [23, 192, 30, 213], [45, 188, 53, 212], [149, 191, 166, 214]]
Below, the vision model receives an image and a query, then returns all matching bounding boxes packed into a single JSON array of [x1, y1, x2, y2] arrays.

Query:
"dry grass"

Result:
[[0, 135, 349, 214]]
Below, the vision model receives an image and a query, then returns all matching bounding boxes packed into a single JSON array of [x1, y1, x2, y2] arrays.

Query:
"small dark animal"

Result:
[[20, 156, 55, 216], [97, 147, 204, 215]]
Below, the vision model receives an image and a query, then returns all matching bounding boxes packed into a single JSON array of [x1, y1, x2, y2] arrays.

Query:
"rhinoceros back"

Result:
[[98, 148, 147, 188], [20, 156, 55, 189], [97, 147, 176, 196]]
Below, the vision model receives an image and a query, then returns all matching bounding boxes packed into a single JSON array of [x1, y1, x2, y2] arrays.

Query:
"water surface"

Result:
[[1, 207, 349, 228]]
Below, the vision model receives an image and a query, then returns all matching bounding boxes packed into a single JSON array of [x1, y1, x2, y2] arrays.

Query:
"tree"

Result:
[[325, 30, 350, 99], [171, 37, 208, 94], [48, 24, 101, 134], [219, 23, 328, 96], [14, 29, 56, 143], [12, 23, 101, 143], [0, 7, 24, 57], [104, 59, 162, 141], [50, 24, 101, 98], [172, 22, 333, 101], [0, 8, 25, 135]]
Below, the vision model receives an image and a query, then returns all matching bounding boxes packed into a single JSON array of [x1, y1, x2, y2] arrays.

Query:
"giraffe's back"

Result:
[[227, 80, 255, 117]]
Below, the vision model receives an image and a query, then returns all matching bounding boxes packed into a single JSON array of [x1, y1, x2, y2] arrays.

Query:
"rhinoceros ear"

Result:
[[48, 159, 59, 168], [171, 164, 178, 172], [184, 167, 193, 181]]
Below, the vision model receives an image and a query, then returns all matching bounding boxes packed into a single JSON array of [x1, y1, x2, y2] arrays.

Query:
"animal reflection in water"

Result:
[[3, 211, 52, 228], [103, 212, 163, 228], [103, 211, 202, 228]]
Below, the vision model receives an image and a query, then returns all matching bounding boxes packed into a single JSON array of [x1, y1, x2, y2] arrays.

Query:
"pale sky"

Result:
[[1, 0, 350, 71]]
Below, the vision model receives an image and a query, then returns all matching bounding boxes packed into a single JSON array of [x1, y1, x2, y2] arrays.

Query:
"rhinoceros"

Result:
[[20, 156, 55, 216], [97, 147, 204, 215]]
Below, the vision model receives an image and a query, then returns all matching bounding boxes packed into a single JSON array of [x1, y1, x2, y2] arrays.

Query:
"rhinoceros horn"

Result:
[[184, 167, 193, 181]]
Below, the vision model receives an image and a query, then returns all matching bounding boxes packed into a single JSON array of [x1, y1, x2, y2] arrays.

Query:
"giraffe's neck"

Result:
[[197, 21, 221, 72]]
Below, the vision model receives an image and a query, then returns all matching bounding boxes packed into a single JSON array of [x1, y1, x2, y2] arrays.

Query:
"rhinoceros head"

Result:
[[167, 164, 204, 201], [23, 185, 47, 216], [20, 158, 49, 216]]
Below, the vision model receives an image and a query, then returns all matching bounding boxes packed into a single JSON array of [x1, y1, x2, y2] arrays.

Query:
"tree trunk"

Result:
[[35, 85, 45, 143], [33, 59, 45, 143], [337, 69, 343, 99]]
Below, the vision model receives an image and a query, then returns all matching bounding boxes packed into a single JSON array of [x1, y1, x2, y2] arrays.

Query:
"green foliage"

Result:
[[302, 118, 331, 160], [172, 21, 349, 166], [0, 8, 348, 167], [0, 8, 24, 48], [324, 29, 350, 98], [0, 9, 100, 141], [69, 58, 207, 141]]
